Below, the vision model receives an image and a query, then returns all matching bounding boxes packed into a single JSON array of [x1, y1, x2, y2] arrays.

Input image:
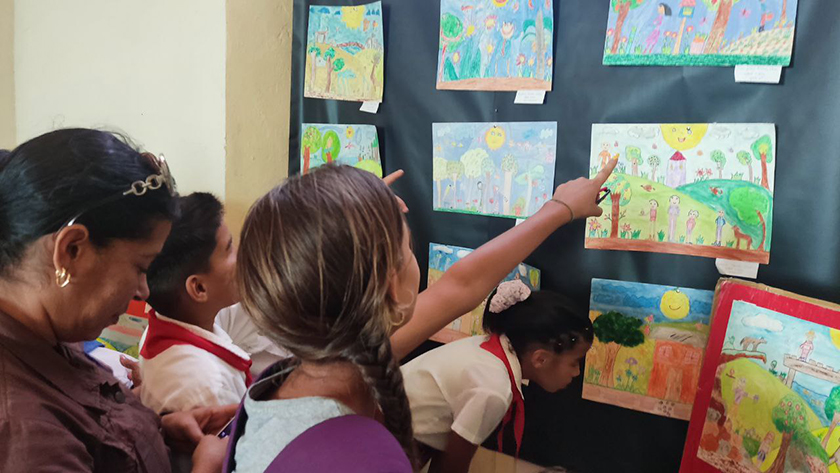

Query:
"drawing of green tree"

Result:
[[321, 130, 341, 164], [729, 187, 770, 251], [433, 157, 448, 208], [332, 58, 345, 94], [447, 160, 464, 207], [515, 164, 545, 216], [439, 13, 463, 83], [648, 155, 661, 182], [324, 47, 337, 93], [711, 150, 727, 179], [701, 0, 742, 54], [626, 146, 642, 177], [769, 394, 827, 473], [605, 174, 632, 238], [592, 311, 645, 388], [751, 135, 774, 190], [301, 126, 322, 174], [822, 386, 840, 449], [460, 148, 488, 211], [307, 45, 322, 88], [737, 150, 753, 183], [609, 0, 644, 55]]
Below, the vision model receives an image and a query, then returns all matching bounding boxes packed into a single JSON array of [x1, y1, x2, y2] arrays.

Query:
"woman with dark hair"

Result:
[[0, 129, 227, 472]]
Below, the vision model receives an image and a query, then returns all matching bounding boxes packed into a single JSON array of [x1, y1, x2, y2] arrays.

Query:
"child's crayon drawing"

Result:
[[433, 122, 556, 219], [682, 280, 840, 472], [603, 0, 798, 67], [583, 278, 713, 420], [585, 123, 775, 264], [300, 124, 382, 177], [436, 0, 553, 91], [305, 2, 384, 102], [96, 300, 150, 358], [428, 243, 540, 344]]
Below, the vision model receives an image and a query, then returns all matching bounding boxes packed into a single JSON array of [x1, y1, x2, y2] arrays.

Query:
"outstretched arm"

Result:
[[391, 158, 617, 360]]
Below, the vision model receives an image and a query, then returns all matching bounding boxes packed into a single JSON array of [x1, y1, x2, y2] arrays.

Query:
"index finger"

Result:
[[593, 157, 618, 186], [382, 169, 405, 187]]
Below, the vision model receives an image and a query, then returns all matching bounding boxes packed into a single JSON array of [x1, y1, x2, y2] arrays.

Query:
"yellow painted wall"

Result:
[[225, 0, 294, 234], [0, 0, 14, 149]]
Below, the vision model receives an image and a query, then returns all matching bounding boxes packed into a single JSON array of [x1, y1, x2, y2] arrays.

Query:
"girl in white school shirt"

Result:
[[402, 280, 593, 473]]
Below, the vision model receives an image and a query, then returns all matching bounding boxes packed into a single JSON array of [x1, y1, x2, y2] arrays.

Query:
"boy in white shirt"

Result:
[[139, 193, 249, 414]]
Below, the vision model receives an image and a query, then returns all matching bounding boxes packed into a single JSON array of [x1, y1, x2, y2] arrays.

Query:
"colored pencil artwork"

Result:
[[428, 243, 540, 344], [682, 279, 840, 472], [437, 0, 554, 91], [300, 124, 382, 177], [583, 278, 714, 420], [603, 0, 798, 67], [305, 2, 384, 102], [433, 122, 557, 219], [585, 123, 776, 264]]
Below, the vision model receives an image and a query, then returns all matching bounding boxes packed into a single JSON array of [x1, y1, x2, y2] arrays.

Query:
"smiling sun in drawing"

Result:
[[661, 124, 709, 151], [486, 126, 506, 150], [830, 329, 840, 350], [660, 289, 690, 320]]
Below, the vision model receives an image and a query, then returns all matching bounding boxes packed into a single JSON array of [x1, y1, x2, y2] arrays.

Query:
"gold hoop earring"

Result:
[[389, 309, 407, 329], [55, 268, 72, 288]]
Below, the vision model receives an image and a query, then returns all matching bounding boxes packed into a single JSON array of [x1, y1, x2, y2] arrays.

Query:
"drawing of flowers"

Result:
[[485, 15, 497, 30], [589, 219, 602, 237]]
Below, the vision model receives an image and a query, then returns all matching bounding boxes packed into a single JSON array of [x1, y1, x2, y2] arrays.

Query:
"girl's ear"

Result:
[[528, 348, 551, 370]]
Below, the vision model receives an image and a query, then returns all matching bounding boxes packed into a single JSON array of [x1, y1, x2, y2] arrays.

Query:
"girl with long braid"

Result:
[[223, 160, 614, 472]]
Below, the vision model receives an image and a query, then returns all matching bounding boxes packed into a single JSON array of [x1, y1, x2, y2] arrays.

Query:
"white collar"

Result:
[[497, 334, 528, 397], [155, 312, 251, 361]]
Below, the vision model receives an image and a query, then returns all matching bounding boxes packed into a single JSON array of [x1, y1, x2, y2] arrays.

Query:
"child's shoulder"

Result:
[[404, 336, 509, 376]]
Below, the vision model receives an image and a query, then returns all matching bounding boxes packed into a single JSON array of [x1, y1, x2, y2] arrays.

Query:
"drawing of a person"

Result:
[[755, 431, 775, 466], [714, 210, 726, 246], [646, 200, 659, 240], [668, 195, 680, 242], [686, 209, 699, 244], [799, 331, 816, 361], [644, 3, 672, 54], [442, 184, 455, 209], [598, 142, 612, 170], [730, 377, 750, 422], [490, 185, 503, 214], [759, 0, 769, 33]]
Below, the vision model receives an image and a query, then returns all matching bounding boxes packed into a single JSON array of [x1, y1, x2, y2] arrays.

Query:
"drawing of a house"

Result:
[[648, 340, 703, 404]]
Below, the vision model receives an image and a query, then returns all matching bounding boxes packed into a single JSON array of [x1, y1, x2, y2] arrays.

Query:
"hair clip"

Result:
[[124, 174, 166, 196]]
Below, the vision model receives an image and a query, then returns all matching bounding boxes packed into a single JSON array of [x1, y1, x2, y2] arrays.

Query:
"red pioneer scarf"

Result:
[[480, 333, 525, 457], [140, 309, 253, 386]]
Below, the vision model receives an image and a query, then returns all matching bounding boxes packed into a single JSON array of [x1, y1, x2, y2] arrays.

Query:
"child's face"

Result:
[[195, 222, 240, 319], [528, 339, 591, 393]]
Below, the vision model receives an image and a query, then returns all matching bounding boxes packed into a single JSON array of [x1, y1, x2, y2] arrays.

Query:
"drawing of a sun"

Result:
[[660, 289, 690, 320], [830, 329, 840, 350], [485, 126, 506, 150], [345, 126, 355, 139], [661, 124, 709, 151], [492, 0, 509, 6]]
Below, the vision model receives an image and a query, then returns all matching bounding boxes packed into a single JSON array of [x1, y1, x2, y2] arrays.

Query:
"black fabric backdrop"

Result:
[[288, 1, 840, 471]]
